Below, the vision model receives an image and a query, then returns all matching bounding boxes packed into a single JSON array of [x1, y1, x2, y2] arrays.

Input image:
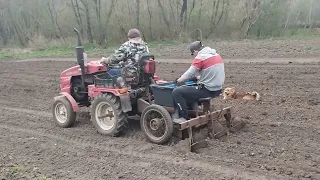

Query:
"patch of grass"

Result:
[[9, 166, 51, 179], [39, 175, 52, 180], [0, 40, 178, 60], [0, 44, 115, 60], [146, 40, 177, 47], [253, 28, 320, 40], [10, 166, 30, 174]]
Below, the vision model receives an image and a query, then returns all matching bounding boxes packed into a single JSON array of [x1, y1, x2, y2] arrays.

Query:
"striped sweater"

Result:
[[178, 47, 225, 91]]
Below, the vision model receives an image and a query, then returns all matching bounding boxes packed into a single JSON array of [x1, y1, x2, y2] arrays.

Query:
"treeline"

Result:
[[0, 0, 319, 47]]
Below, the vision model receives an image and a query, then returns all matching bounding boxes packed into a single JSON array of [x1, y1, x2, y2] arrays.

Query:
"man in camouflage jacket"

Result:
[[101, 29, 149, 66]]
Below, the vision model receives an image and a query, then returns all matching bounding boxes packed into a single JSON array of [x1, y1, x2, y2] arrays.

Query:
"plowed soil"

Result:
[[1, 45, 320, 179]]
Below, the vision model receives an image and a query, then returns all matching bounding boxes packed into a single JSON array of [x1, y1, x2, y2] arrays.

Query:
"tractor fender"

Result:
[[56, 92, 80, 112], [119, 94, 132, 113], [88, 85, 132, 113]]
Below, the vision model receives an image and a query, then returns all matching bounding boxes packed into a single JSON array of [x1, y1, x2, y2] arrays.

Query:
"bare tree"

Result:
[[245, 0, 261, 38], [146, 0, 153, 40], [169, 1, 176, 24], [205, 0, 230, 39], [70, 0, 84, 38], [92, 0, 104, 45], [197, 0, 203, 24], [188, 0, 196, 23], [8, 4, 27, 46], [0, 12, 10, 45], [285, 0, 294, 28], [179, 0, 187, 31], [136, 0, 140, 29], [0, 0, 318, 47], [79, 0, 93, 43], [238, 0, 261, 38], [105, 0, 116, 43], [157, 0, 170, 29], [46, 0, 65, 42], [307, 0, 315, 29]]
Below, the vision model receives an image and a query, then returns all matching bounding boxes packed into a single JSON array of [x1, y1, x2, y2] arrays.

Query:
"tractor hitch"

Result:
[[174, 106, 246, 152]]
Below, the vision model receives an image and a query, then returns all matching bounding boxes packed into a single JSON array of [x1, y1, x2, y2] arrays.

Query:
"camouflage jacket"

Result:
[[117, 41, 149, 58], [103, 41, 150, 66]]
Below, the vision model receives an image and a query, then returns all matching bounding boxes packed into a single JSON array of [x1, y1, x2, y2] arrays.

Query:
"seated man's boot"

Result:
[[171, 108, 179, 120]]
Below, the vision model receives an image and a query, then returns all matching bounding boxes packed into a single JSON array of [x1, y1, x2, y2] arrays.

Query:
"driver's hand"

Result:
[[100, 57, 111, 66]]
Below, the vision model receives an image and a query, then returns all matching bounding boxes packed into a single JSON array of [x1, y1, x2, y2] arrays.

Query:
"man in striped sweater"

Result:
[[172, 41, 225, 123]]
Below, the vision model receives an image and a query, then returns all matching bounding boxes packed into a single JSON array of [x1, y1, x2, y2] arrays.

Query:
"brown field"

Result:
[[1, 39, 320, 180]]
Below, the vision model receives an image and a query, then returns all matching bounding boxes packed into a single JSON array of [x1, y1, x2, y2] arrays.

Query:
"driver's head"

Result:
[[189, 41, 204, 55], [127, 29, 142, 44]]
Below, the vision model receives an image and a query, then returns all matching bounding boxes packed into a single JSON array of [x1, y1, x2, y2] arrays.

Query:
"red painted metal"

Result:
[[153, 75, 159, 81], [156, 80, 167, 84], [59, 60, 108, 93], [60, 60, 108, 78], [60, 76, 71, 94], [144, 60, 156, 74], [60, 92, 80, 112], [88, 84, 123, 98]]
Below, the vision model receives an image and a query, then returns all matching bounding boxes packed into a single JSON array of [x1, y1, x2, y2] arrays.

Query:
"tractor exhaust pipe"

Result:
[[74, 28, 86, 89]]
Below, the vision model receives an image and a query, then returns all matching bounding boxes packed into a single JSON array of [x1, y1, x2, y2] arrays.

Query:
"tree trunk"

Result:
[[244, 0, 261, 38], [308, 0, 314, 29], [198, 0, 204, 22], [79, 0, 93, 43], [179, 0, 187, 30], [105, 0, 116, 43], [146, 0, 153, 40], [0, 13, 9, 45], [8, 6, 26, 46], [93, 0, 104, 45], [188, 0, 195, 23], [75, 0, 84, 37], [157, 0, 170, 29], [284, 0, 292, 28], [51, 0, 66, 42], [205, 0, 228, 39], [136, 0, 140, 29], [169, 1, 176, 24], [47, 0, 60, 39], [127, 0, 133, 23], [71, 0, 83, 37]]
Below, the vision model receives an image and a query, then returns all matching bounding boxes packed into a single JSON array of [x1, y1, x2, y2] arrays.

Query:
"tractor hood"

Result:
[[60, 60, 108, 77]]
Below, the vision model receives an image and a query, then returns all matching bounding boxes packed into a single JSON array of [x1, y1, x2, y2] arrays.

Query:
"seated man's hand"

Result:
[[188, 75, 200, 82], [174, 78, 184, 86]]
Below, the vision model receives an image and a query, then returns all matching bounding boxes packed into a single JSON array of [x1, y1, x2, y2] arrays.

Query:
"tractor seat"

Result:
[[198, 97, 212, 103]]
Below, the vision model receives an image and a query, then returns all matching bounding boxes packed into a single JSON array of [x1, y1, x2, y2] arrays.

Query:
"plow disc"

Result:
[[174, 106, 246, 152]]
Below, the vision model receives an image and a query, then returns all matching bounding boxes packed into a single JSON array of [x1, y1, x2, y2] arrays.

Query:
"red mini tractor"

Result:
[[53, 29, 243, 151]]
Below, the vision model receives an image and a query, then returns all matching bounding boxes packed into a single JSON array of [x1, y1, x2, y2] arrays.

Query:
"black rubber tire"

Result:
[[91, 93, 127, 137], [140, 104, 173, 144], [52, 96, 76, 128]]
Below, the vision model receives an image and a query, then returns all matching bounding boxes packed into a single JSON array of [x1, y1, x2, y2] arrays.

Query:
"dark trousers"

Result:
[[172, 85, 221, 120]]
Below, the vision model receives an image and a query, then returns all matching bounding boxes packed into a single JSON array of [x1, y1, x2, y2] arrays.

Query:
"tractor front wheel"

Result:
[[52, 96, 76, 128], [140, 104, 173, 144], [91, 93, 127, 137]]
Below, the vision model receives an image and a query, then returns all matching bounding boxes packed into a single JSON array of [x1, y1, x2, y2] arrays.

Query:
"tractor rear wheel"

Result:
[[91, 93, 127, 137], [52, 96, 76, 128], [140, 104, 173, 144]]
